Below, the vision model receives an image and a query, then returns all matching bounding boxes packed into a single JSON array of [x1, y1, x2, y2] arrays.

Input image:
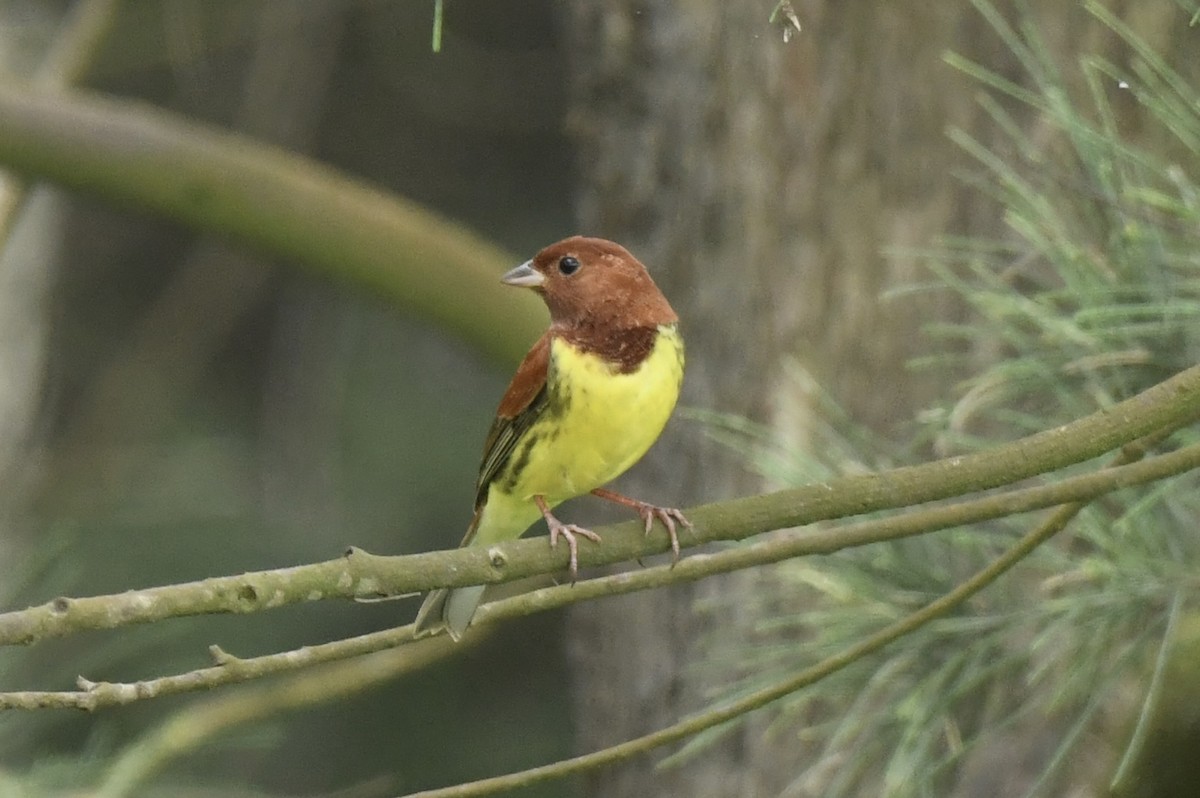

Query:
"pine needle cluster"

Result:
[[689, 2, 1200, 795]]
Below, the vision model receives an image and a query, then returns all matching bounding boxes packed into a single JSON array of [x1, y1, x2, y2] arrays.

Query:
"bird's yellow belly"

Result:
[[504, 325, 684, 505]]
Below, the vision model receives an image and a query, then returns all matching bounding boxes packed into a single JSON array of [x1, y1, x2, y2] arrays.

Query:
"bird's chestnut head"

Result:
[[501, 236, 677, 329]]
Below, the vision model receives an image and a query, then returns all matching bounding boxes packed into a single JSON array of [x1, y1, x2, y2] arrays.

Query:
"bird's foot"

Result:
[[591, 488, 692, 563], [535, 496, 601, 583]]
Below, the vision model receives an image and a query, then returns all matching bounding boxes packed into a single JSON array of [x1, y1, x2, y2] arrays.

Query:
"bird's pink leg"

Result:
[[534, 495, 601, 583], [591, 487, 692, 563]]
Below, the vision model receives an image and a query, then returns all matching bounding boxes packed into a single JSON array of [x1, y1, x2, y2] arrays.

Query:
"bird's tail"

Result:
[[413, 507, 489, 641], [412, 584, 486, 641]]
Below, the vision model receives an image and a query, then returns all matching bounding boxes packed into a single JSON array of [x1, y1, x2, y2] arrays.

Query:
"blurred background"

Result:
[[1, 2, 576, 795], [1, 1, 1198, 797]]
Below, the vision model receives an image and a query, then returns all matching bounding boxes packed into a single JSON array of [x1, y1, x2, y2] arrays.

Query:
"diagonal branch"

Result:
[[2, 361, 1199, 649], [85, 428, 1200, 797], [4, 429, 1199, 711], [398, 413, 1188, 798], [0, 80, 544, 367]]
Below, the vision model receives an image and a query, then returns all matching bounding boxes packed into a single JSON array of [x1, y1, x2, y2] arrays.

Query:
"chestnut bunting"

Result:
[[413, 236, 689, 640]]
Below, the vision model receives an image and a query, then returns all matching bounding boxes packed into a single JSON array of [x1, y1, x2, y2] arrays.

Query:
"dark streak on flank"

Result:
[[543, 386, 569, 442], [544, 349, 572, 422], [500, 432, 541, 493]]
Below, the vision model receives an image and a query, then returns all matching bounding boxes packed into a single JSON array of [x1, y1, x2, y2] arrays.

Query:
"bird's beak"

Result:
[[501, 261, 545, 288]]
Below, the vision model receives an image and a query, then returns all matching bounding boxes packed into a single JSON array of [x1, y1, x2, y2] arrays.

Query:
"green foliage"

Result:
[[688, 2, 1200, 796], [932, 0, 1200, 443]]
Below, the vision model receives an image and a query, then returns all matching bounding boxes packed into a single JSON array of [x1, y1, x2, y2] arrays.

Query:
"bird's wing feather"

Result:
[[473, 332, 552, 510]]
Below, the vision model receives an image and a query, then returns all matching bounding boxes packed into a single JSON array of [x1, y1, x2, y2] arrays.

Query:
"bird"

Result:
[[413, 236, 689, 640]]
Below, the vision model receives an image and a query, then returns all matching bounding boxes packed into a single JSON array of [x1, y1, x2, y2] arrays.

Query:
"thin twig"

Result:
[[1108, 589, 1184, 795], [95, 629, 487, 798]]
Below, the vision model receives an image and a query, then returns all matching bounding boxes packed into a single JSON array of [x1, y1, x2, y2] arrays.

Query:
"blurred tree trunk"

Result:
[[0, 0, 114, 568], [561, 1, 1191, 795], [45, 0, 347, 515]]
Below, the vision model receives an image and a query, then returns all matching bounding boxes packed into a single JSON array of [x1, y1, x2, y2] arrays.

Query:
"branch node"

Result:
[[236, 583, 259, 605], [1120, 439, 1149, 460], [209, 644, 240, 665], [79, 680, 143, 708], [487, 547, 507, 570]]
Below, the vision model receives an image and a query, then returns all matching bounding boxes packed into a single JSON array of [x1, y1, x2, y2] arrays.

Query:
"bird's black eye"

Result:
[[558, 255, 581, 276]]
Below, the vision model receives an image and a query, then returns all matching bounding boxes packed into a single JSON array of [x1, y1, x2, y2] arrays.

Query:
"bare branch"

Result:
[[399, 423, 1188, 798], [2, 362, 1198, 649], [5, 428, 1199, 712]]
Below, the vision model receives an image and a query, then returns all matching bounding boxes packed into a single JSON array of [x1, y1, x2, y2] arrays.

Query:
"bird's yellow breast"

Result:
[[504, 323, 684, 506]]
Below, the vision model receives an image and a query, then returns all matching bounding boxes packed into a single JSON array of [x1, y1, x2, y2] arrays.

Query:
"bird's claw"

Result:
[[547, 520, 601, 583], [636, 505, 692, 564], [536, 495, 601, 582]]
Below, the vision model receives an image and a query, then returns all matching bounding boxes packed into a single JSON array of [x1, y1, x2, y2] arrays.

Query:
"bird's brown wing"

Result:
[[473, 332, 552, 511]]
